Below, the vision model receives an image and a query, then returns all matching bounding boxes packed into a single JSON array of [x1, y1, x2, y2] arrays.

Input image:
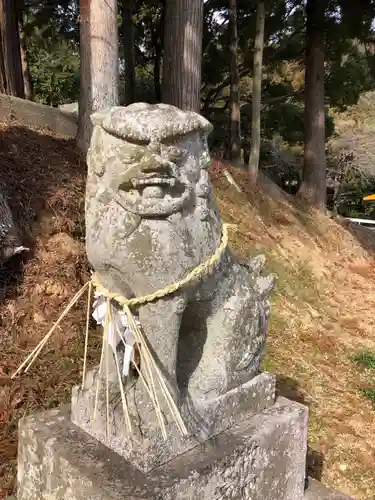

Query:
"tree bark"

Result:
[[152, 0, 165, 102], [19, 22, 33, 100], [297, 0, 327, 211], [228, 0, 241, 164], [121, 0, 136, 105], [0, 0, 24, 98], [77, 0, 119, 153], [154, 40, 162, 102], [162, 0, 204, 112], [0, 26, 7, 93], [248, 0, 265, 184]]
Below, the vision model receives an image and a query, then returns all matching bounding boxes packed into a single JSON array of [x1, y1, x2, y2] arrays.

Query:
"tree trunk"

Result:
[[19, 22, 33, 100], [152, 1, 165, 103], [77, 0, 119, 153], [228, 0, 241, 164], [0, 0, 24, 98], [248, 0, 265, 184], [297, 0, 327, 211], [162, 0, 204, 112], [154, 41, 162, 102], [0, 26, 7, 93], [121, 0, 136, 105]]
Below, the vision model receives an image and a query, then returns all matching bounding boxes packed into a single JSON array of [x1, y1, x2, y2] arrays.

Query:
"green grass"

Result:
[[361, 387, 375, 405], [264, 253, 323, 310], [352, 351, 375, 370], [352, 350, 375, 407]]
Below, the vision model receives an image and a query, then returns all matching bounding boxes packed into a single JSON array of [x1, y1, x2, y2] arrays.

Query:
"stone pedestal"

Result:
[[18, 396, 308, 500], [304, 479, 354, 500], [71, 370, 277, 472]]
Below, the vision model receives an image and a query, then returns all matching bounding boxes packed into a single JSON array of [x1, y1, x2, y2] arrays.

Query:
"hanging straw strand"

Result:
[[12, 282, 89, 379], [109, 307, 132, 432], [124, 305, 187, 436], [82, 281, 93, 388], [105, 300, 110, 438], [93, 323, 107, 422]]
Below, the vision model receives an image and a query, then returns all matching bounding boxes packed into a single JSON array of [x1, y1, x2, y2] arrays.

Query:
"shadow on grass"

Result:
[[276, 375, 324, 484], [339, 218, 375, 254]]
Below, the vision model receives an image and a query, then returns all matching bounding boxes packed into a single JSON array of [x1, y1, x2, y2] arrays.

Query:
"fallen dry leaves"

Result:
[[212, 158, 375, 499], [0, 122, 100, 497]]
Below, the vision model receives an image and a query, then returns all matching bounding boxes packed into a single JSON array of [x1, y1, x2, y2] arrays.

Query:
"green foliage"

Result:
[[267, 104, 334, 145], [122, 67, 158, 104], [334, 170, 375, 218], [326, 43, 375, 109], [22, 1, 80, 106], [206, 108, 230, 154], [27, 39, 79, 106]]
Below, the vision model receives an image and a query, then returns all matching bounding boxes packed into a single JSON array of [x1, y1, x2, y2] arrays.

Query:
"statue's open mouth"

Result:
[[115, 169, 193, 217], [124, 172, 178, 197]]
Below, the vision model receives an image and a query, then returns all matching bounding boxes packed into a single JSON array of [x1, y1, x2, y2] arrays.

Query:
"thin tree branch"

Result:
[[201, 24, 306, 112]]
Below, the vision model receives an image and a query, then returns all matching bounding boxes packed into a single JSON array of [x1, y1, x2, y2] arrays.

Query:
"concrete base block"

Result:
[[71, 370, 276, 472], [304, 478, 354, 500], [18, 397, 308, 500], [0, 93, 77, 137]]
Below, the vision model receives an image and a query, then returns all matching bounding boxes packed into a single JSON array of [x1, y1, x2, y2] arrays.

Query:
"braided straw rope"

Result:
[[91, 223, 236, 307]]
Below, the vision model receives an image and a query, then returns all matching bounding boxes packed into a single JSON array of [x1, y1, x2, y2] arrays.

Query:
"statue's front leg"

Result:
[[137, 294, 186, 405]]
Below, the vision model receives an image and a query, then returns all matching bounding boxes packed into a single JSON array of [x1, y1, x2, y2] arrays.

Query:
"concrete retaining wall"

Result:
[[0, 94, 78, 138]]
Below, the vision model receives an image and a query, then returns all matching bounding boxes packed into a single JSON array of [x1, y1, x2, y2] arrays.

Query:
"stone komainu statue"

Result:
[[0, 186, 26, 264], [85, 103, 275, 430]]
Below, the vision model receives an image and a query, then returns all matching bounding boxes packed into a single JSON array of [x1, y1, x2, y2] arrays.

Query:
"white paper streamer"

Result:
[[92, 292, 138, 377], [122, 344, 133, 376]]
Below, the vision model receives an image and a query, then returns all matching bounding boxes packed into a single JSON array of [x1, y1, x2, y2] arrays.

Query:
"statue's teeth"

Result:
[[132, 178, 176, 187], [142, 186, 164, 199]]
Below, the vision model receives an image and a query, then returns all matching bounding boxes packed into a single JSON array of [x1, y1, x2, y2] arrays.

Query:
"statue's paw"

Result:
[[255, 274, 277, 299], [248, 254, 266, 275], [180, 394, 211, 441]]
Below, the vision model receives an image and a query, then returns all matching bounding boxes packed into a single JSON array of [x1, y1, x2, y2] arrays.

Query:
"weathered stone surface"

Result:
[[304, 478, 354, 500], [0, 186, 27, 264], [71, 371, 276, 472], [18, 397, 308, 500], [81, 102, 276, 457], [0, 92, 77, 137], [58, 101, 79, 118]]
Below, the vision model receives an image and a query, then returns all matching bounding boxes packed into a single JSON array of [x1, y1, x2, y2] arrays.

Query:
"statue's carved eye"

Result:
[[200, 151, 211, 169], [167, 147, 187, 163], [119, 152, 142, 165], [93, 163, 105, 177], [119, 145, 145, 164], [120, 154, 138, 164], [90, 152, 105, 176]]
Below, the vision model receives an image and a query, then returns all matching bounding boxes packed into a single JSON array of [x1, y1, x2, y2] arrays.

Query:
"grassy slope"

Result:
[[212, 160, 375, 499], [1, 123, 375, 498]]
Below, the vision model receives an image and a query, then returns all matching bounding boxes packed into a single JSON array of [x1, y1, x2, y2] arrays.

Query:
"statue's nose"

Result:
[[140, 155, 179, 177]]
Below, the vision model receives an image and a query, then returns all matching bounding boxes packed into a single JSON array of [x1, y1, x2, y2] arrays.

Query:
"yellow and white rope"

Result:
[[91, 223, 236, 307]]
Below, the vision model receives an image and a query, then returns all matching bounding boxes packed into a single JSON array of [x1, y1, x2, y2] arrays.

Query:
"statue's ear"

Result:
[[90, 110, 108, 126]]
